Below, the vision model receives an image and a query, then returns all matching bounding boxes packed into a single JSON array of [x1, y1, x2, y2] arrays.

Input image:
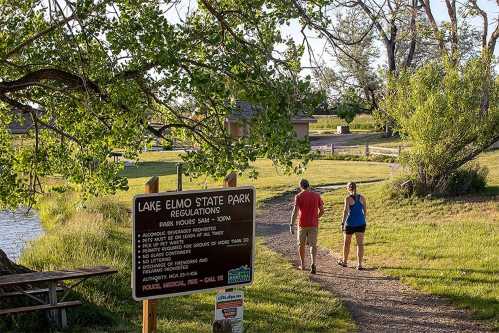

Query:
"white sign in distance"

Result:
[[213, 291, 244, 333]]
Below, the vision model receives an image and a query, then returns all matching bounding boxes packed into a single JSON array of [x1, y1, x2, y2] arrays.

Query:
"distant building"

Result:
[[8, 111, 33, 134], [225, 101, 317, 140]]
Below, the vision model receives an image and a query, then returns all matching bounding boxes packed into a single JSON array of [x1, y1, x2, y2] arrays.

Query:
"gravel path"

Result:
[[256, 192, 492, 333], [309, 133, 378, 148]]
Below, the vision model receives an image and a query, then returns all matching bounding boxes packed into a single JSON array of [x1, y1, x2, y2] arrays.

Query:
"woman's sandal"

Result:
[[337, 259, 347, 267]]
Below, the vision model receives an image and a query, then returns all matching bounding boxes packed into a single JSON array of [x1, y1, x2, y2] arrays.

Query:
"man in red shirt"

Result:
[[289, 179, 324, 274]]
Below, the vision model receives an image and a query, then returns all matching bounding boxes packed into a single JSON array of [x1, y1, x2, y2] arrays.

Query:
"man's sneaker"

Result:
[[310, 264, 316, 274]]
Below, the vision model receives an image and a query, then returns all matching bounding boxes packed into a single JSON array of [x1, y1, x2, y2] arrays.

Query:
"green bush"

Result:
[[335, 88, 364, 125], [385, 163, 489, 199], [319, 153, 397, 163], [383, 57, 498, 195], [447, 163, 488, 195], [383, 175, 418, 199]]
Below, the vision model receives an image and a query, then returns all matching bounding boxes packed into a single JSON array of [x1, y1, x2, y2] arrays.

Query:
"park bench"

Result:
[[0, 266, 117, 329]]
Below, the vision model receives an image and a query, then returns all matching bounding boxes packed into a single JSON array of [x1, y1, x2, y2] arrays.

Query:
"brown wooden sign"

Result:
[[132, 186, 255, 300]]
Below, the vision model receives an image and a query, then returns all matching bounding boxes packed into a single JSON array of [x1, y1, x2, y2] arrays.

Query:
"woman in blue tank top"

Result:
[[337, 182, 367, 270]]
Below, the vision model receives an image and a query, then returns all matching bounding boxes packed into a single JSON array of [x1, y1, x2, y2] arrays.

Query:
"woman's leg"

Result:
[[342, 233, 352, 264], [355, 232, 364, 268]]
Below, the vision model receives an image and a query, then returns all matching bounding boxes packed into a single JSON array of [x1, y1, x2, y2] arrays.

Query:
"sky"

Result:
[[280, 0, 499, 69], [167, 0, 498, 70]]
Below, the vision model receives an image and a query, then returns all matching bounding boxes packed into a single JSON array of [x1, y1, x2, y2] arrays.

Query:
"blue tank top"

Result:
[[346, 194, 366, 227]]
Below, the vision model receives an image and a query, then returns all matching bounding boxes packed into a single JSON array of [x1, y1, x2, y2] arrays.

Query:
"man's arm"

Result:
[[289, 197, 298, 234], [318, 197, 324, 218]]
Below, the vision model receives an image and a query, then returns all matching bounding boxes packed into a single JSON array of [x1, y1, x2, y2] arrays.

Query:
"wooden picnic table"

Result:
[[0, 266, 117, 329], [110, 151, 123, 163]]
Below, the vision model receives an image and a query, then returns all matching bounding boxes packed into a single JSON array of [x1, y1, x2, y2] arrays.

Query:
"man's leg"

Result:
[[355, 232, 364, 268], [298, 228, 306, 269], [310, 245, 317, 266], [342, 233, 352, 264], [309, 227, 318, 271], [299, 244, 306, 269]]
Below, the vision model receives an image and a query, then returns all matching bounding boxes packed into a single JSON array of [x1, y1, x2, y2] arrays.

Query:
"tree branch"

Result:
[[2, 0, 112, 60], [0, 68, 101, 95], [420, 0, 447, 54], [1, 94, 82, 145], [469, 0, 488, 49]]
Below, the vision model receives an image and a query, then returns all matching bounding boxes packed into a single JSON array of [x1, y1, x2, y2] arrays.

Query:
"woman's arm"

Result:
[[361, 195, 367, 219], [342, 197, 350, 225]]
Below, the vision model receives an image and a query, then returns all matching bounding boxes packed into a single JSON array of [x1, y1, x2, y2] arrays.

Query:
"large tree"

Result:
[[383, 0, 499, 194], [0, 0, 320, 208], [287, 0, 483, 135], [285, 0, 438, 135]]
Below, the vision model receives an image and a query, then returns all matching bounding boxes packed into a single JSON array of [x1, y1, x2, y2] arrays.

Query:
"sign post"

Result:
[[223, 172, 237, 295], [143, 176, 159, 333], [176, 163, 183, 191]]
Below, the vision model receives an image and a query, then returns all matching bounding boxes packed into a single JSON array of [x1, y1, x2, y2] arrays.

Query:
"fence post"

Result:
[[143, 176, 159, 333], [176, 163, 183, 191], [398, 145, 402, 156], [224, 172, 237, 187], [365, 143, 369, 157], [330, 144, 335, 155]]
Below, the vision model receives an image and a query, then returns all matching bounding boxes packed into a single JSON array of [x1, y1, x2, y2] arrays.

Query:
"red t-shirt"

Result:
[[295, 190, 323, 227]]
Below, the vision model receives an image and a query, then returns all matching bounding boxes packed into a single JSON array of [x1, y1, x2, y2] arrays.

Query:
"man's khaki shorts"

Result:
[[298, 227, 318, 247]]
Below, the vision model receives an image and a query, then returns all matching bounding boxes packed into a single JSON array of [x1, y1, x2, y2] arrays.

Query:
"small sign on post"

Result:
[[132, 186, 256, 300], [213, 291, 244, 333]]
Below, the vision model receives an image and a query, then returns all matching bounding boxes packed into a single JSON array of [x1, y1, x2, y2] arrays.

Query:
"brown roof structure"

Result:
[[8, 111, 33, 134], [226, 101, 317, 124]]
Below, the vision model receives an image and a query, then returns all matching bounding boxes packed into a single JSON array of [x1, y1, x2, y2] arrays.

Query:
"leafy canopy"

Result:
[[335, 88, 364, 125], [0, 0, 320, 208]]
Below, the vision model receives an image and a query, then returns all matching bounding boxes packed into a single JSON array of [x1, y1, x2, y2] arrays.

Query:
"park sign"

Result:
[[132, 186, 256, 300]]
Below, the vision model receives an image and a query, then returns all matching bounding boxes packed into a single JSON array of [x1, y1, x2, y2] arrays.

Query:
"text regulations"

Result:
[[132, 186, 255, 300]]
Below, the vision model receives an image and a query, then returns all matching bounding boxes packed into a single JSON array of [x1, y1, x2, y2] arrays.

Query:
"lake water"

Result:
[[0, 210, 42, 262]]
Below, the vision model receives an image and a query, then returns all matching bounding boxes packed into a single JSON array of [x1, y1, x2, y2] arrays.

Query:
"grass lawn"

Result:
[[479, 150, 499, 187], [14, 147, 498, 331], [317, 151, 499, 329], [116, 152, 393, 205], [310, 115, 377, 134], [14, 154, 392, 332], [21, 200, 355, 333]]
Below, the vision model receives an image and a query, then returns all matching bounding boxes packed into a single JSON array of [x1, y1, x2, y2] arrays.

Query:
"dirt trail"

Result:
[[256, 192, 492, 333], [309, 133, 378, 148]]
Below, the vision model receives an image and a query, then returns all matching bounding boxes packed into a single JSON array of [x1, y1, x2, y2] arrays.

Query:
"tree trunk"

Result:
[[0, 249, 32, 276], [386, 40, 397, 73]]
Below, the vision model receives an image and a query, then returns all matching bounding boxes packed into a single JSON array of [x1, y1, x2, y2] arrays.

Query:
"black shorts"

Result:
[[343, 225, 366, 234]]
